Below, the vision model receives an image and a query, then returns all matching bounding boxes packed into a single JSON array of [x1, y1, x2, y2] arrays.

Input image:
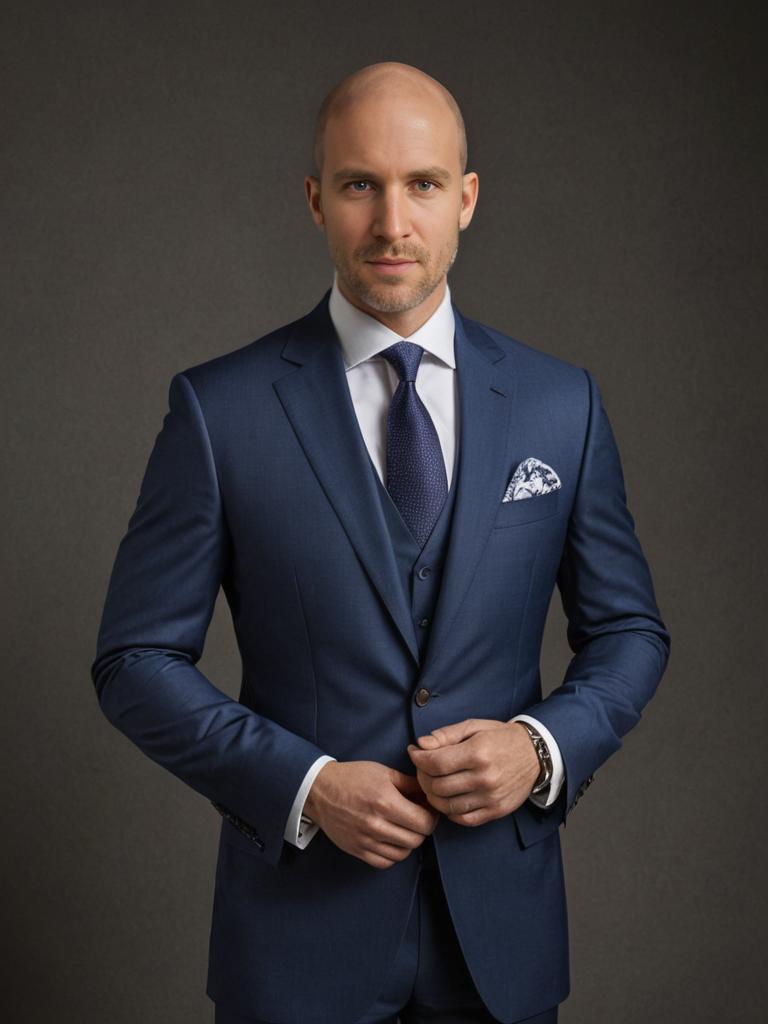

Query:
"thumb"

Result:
[[389, 769, 425, 797], [390, 771, 438, 821]]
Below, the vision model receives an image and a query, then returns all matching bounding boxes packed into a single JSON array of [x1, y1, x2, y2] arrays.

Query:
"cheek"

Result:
[[324, 206, 364, 241], [422, 216, 459, 255]]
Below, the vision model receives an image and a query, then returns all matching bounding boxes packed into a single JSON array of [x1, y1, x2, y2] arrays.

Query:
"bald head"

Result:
[[312, 62, 467, 179]]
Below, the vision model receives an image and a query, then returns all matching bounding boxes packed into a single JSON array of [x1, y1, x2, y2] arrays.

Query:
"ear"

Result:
[[305, 175, 325, 228], [458, 171, 479, 231]]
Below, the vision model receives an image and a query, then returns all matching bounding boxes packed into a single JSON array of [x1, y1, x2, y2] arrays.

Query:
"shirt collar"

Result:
[[328, 271, 456, 371]]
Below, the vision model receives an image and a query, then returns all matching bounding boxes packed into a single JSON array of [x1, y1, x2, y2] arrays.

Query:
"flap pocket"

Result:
[[493, 489, 560, 529]]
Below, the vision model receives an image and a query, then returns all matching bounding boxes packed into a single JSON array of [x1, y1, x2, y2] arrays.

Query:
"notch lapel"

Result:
[[273, 291, 421, 666], [418, 307, 515, 685], [272, 290, 516, 683]]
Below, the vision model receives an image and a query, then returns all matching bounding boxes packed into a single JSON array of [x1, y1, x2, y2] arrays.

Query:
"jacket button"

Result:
[[416, 566, 432, 580], [414, 687, 430, 707]]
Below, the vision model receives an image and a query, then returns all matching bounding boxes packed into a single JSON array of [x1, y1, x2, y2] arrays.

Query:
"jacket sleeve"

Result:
[[521, 368, 671, 819], [90, 371, 328, 867]]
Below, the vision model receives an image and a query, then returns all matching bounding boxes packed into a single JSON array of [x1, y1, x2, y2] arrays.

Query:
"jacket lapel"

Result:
[[272, 289, 515, 681], [418, 307, 514, 686], [273, 291, 421, 665]]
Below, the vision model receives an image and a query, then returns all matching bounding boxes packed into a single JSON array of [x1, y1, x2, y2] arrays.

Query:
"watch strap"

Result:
[[519, 721, 553, 793]]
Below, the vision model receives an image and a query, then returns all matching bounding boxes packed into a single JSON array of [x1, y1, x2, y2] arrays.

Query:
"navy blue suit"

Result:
[[91, 289, 670, 1023]]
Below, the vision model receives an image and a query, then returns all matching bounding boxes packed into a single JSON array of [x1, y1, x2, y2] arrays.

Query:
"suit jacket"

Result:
[[91, 288, 670, 1023]]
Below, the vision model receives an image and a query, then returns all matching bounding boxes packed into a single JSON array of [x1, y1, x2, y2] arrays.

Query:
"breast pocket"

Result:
[[493, 489, 560, 529]]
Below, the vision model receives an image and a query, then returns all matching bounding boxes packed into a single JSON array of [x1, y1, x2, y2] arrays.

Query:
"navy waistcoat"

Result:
[[367, 448, 460, 869]]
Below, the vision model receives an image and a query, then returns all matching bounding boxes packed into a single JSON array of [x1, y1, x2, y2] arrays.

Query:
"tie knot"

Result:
[[380, 340, 424, 383]]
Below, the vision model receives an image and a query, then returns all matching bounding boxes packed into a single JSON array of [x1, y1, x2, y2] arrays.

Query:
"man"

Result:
[[91, 62, 670, 1024]]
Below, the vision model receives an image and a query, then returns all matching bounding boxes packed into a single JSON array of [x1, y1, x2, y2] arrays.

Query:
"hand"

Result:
[[305, 760, 440, 870], [406, 718, 540, 827]]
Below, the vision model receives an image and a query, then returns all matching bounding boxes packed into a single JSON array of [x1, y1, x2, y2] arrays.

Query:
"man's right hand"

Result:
[[304, 761, 440, 870]]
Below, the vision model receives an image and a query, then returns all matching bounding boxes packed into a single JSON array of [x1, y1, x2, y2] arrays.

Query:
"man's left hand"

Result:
[[406, 719, 540, 827]]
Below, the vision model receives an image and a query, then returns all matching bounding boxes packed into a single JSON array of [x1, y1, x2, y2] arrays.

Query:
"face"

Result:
[[305, 87, 478, 323]]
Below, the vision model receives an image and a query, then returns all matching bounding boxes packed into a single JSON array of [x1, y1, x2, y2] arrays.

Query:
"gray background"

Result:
[[2, 1, 766, 1021]]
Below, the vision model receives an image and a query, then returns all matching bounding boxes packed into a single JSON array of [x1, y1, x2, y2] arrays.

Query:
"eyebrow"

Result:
[[332, 165, 453, 185]]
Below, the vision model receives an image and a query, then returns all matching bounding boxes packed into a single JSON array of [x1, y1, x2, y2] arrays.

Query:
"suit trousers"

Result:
[[213, 843, 559, 1024]]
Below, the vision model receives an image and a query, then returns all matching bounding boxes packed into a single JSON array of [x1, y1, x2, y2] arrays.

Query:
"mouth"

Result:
[[366, 259, 418, 274]]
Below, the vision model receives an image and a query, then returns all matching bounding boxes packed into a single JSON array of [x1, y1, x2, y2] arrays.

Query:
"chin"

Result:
[[360, 285, 424, 314]]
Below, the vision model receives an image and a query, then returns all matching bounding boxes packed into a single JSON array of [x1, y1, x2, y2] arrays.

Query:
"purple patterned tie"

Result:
[[379, 340, 448, 546]]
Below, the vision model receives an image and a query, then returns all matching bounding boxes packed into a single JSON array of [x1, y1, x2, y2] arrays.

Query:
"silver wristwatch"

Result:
[[519, 722, 553, 793]]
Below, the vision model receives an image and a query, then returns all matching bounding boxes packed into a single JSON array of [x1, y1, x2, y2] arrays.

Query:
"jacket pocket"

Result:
[[493, 489, 560, 529]]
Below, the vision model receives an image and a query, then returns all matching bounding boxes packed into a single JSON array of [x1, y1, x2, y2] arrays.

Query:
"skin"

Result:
[[304, 62, 476, 337], [303, 63, 540, 869]]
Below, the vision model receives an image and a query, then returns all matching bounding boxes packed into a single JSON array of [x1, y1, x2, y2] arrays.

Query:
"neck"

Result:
[[337, 277, 447, 337]]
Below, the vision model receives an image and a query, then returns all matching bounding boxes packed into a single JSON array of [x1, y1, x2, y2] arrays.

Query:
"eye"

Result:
[[347, 181, 371, 192], [414, 180, 437, 192]]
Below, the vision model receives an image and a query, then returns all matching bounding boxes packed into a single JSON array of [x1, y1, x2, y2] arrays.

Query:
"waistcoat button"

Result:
[[417, 565, 432, 580]]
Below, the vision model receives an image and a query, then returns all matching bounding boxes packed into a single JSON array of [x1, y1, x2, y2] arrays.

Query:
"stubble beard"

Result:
[[330, 229, 460, 314]]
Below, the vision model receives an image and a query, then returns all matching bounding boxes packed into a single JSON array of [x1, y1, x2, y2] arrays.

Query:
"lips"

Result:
[[366, 259, 418, 274]]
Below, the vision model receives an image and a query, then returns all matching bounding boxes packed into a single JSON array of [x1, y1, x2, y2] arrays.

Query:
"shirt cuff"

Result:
[[511, 714, 565, 809], [283, 754, 337, 849]]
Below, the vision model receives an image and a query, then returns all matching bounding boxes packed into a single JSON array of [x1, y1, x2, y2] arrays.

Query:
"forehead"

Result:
[[323, 90, 460, 174]]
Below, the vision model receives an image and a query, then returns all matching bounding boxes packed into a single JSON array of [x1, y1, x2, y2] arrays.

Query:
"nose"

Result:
[[370, 187, 412, 243]]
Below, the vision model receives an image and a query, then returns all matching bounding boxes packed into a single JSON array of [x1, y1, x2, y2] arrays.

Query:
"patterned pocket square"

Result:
[[502, 457, 562, 502]]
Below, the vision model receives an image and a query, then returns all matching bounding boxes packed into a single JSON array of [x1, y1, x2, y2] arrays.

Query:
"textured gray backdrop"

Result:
[[2, 1, 766, 1021]]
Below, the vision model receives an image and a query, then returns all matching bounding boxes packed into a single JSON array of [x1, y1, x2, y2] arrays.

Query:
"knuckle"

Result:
[[362, 812, 380, 833], [474, 753, 490, 774], [371, 795, 388, 815]]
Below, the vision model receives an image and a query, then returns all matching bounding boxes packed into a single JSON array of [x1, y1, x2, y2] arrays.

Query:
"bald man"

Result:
[[92, 62, 670, 1024]]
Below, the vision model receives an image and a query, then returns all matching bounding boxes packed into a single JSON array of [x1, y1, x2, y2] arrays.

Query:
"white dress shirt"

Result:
[[284, 274, 565, 848]]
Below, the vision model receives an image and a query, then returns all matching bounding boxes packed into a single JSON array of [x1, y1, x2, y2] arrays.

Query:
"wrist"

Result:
[[304, 761, 338, 824], [515, 721, 553, 793]]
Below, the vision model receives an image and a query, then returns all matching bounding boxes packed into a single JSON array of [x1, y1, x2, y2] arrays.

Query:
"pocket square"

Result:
[[502, 457, 562, 502]]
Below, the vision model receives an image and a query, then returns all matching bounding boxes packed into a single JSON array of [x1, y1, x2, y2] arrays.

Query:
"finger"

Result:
[[390, 774, 441, 832], [400, 801, 441, 834], [365, 819, 427, 851], [391, 770, 437, 809], [427, 768, 483, 799], [390, 769, 425, 794], [435, 791, 490, 818], [364, 838, 415, 864], [366, 853, 398, 870], [419, 717, 509, 748], [414, 719, 482, 749], [446, 807, 491, 827], [407, 738, 478, 778], [414, 771, 484, 815]]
